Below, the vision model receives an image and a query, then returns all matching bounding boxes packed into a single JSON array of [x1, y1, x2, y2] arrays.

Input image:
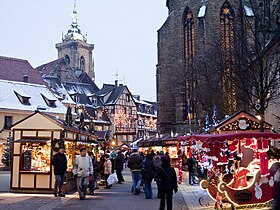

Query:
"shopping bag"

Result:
[[107, 172, 118, 185]]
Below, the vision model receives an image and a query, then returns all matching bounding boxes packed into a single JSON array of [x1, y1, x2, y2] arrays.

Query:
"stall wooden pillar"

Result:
[[177, 141, 183, 184]]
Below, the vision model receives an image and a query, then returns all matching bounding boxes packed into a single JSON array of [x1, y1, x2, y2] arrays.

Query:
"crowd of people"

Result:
[[51, 146, 178, 210], [127, 149, 178, 210]]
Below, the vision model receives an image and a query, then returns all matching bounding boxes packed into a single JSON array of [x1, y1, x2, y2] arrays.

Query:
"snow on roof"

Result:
[[61, 98, 76, 105], [0, 79, 67, 114], [137, 112, 157, 118], [244, 5, 254, 16], [198, 5, 206, 18], [133, 97, 152, 106], [41, 91, 57, 101], [13, 88, 31, 98], [86, 93, 96, 97]]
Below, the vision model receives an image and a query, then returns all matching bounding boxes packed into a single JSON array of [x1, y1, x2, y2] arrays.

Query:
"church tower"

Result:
[[157, 0, 251, 134], [55, 2, 95, 81]]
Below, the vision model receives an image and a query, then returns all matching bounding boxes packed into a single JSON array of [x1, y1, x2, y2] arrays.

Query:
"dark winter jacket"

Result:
[[156, 166, 178, 192], [92, 158, 99, 177], [51, 152, 67, 175], [115, 153, 124, 170], [142, 159, 155, 180], [128, 153, 143, 172], [187, 158, 196, 172], [99, 155, 105, 171]]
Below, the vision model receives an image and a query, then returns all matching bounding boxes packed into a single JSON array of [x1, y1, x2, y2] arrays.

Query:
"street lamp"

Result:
[[111, 140, 116, 147], [256, 115, 262, 121]]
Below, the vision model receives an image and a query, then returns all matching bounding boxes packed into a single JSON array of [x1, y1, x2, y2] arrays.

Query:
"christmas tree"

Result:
[[1, 137, 12, 167]]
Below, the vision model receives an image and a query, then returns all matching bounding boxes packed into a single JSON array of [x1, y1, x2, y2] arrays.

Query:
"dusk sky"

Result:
[[0, 0, 168, 101]]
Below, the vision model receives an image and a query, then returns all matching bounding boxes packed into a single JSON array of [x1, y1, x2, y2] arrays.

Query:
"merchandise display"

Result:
[[21, 142, 51, 172]]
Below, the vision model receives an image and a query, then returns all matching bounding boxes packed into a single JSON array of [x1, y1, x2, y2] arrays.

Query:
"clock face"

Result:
[[238, 119, 249, 130]]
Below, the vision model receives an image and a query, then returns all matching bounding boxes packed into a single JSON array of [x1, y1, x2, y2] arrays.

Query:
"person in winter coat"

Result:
[[51, 146, 67, 197], [157, 156, 178, 210], [153, 152, 162, 198], [88, 152, 99, 195], [72, 148, 93, 193], [98, 150, 105, 180], [128, 149, 143, 195], [115, 150, 125, 183], [141, 154, 155, 199], [104, 154, 112, 189], [187, 157, 197, 185]]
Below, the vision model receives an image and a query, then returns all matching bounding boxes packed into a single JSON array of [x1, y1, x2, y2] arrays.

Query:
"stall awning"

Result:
[[179, 132, 280, 143], [14, 139, 50, 143]]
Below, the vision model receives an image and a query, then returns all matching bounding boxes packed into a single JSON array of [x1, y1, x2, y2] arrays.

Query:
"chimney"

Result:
[[23, 75, 28, 83], [115, 80, 118, 87]]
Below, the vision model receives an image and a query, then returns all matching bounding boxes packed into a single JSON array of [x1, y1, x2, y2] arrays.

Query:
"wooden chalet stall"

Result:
[[10, 111, 97, 193], [138, 133, 178, 165], [212, 110, 272, 134]]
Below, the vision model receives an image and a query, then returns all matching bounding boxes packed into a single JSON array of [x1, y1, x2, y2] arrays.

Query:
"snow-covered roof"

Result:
[[137, 112, 157, 118], [0, 79, 67, 114], [244, 5, 254, 17], [198, 5, 206, 18], [133, 96, 152, 106]]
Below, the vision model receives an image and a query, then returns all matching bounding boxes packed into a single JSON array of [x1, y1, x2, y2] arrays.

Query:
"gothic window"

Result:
[[220, 1, 236, 114], [80, 56, 85, 71], [184, 7, 194, 66], [184, 7, 195, 122]]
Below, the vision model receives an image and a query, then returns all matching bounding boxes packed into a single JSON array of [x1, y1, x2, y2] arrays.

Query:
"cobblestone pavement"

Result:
[[0, 169, 189, 210]]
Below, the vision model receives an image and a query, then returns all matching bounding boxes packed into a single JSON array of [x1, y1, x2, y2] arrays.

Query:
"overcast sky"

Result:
[[0, 0, 168, 101]]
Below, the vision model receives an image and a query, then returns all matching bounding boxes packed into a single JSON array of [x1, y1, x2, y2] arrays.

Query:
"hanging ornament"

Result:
[[260, 152, 269, 177], [237, 139, 243, 158], [244, 138, 254, 148], [228, 141, 238, 153]]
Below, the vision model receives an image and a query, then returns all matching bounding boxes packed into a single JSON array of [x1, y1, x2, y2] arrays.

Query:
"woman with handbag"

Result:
[[104, 154, 112, 189], [156, 156, 178, 210]]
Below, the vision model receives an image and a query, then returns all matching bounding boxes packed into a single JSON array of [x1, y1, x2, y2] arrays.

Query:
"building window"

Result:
[[71, 94, 79, 103], [65, 55, 70, 64], [14, 91, 31, 105], [220, 1, 236, 114], [80, 56, 85, 71], [4, 116, 13, 129], [92, 97, 97, 105], [41, 94, 56, 108], [126, 94, 130, 102]]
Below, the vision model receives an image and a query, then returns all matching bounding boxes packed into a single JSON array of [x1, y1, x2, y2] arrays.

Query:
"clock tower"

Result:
[[55, 2, 95, 81]]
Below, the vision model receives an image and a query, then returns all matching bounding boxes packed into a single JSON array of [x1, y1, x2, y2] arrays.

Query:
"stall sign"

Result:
[[235, 190, 252, 203]]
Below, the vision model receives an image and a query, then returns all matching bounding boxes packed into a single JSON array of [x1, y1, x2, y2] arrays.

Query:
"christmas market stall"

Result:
[[211, 110, 273, 134], [10, 111, 97, 193], [138, 133, 179, 165], [178, 133, 280, 209]]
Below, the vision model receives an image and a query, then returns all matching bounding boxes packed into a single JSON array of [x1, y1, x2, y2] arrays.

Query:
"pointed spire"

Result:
[[72, 0, 78, 25], [63, 0, 87, 42]]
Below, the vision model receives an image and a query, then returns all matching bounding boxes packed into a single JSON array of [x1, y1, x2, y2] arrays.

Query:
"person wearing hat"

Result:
[[51, 146, 67, 197]]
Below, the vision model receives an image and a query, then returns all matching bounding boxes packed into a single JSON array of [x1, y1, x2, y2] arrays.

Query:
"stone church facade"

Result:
[[157, 0, 280, 134]]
